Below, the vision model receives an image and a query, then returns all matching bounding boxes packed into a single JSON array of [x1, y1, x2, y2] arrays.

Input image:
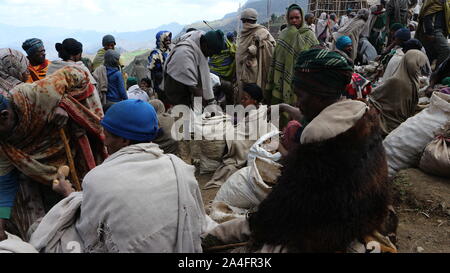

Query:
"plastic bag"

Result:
[[248, 130, 282, 165]]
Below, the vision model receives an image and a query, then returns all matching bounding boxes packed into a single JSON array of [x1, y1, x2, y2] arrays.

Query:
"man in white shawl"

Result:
[[164, 29, 227, 108], [28, 99, 216, 253]]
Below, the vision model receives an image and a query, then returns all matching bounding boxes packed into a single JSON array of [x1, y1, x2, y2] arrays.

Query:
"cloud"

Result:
[[0, 0, 242, 32]]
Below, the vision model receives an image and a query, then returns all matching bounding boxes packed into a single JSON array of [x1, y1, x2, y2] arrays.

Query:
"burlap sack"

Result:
[[419, 127, 450, 178]]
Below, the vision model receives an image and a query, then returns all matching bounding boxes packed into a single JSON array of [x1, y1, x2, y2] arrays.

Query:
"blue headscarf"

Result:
[[336, 36, 352, 51], [22, 38, 44, 56]]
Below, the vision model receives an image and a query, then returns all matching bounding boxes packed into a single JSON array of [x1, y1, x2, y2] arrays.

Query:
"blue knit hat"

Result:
[[101, 99, 159, 142], [394, 28, 411, 42], [336, 36, 352, 51]]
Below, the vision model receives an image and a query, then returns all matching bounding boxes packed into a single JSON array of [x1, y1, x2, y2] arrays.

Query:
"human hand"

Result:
[[424, 86, 434, 98], [52, 166, 75, 198]]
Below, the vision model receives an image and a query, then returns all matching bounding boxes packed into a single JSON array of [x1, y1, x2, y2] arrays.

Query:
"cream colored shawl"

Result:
[[369, 50, 429, 136]]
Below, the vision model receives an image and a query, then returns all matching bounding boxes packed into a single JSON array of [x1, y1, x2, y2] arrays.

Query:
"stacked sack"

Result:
[[384, 92, 450, 178]]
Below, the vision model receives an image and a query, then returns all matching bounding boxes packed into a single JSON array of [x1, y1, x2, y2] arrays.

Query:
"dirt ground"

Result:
[[393, 169, 450, 253], [196, 168, 450, 253]]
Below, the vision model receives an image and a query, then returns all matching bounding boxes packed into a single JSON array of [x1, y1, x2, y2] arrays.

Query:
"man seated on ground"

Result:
[[22, 38, 51, 83], [34, 99, 215, 253], [126, 77, 155, 102], [240, 83, 263, 109], [426, 56, 450, 97], [357, 37, 378, 65], [379, 28, 412, 82], [139, 78, 157, 100], [334, 35, 353, 65], [202, 48, 397, 253]]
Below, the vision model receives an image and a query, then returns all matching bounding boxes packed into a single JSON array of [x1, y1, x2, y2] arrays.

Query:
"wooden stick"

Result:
[[203, 242, 248, 253], [59, 128, 81, 191]]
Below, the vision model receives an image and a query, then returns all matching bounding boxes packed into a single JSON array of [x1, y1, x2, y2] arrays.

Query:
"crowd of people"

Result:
[[0, 0, 449, 253]]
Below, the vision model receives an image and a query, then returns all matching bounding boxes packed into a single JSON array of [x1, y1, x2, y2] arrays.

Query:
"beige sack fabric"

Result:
[[199, 140, 226, 174], [419, 124, 450, 178], [0, 232, 38, 253], [196, 113, 231, 174]]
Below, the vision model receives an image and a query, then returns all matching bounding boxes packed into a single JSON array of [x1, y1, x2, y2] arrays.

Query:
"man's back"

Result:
[[76, 143, 205, 252]]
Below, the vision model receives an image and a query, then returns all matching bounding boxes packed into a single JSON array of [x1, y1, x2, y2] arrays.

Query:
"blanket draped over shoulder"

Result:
[[165, 31, 215, 102], [236, 23, 276, 96], [265, 24, 319, 105], [369, 50, 429, 136], [30, 144, 217, 253], [0, 48, 28, 94], [0, 66, 105, 184]]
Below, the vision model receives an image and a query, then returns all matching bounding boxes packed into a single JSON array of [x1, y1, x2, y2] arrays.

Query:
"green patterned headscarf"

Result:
[[293, 48, 353, 98]]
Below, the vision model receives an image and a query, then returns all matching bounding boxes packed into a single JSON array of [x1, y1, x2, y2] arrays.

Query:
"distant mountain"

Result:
[[180, 0, 309, 35], [0, 22, 184, 60]]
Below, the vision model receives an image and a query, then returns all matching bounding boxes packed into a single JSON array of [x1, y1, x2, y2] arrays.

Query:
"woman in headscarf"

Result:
[[369, 50, 429, 136], [333, 8, 371, 61], [0, 49, 29, 94], [265, 4, 318, 126], [315, 12, 330, 45], [148, 31, 172, 106]]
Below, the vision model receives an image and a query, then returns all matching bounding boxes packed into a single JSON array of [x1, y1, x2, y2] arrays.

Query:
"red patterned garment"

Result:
[[0, 66, 106, 185], [344, 73, 372, 100]]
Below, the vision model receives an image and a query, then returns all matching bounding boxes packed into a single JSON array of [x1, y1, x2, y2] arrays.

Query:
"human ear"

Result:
[[0, 110, 9, 120]]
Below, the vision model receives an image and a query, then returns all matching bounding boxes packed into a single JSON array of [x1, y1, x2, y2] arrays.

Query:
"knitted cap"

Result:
[[101, 99, 159, 142]]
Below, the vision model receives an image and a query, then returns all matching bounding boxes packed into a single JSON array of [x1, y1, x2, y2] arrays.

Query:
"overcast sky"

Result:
[[0, 0, 243, 32]]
